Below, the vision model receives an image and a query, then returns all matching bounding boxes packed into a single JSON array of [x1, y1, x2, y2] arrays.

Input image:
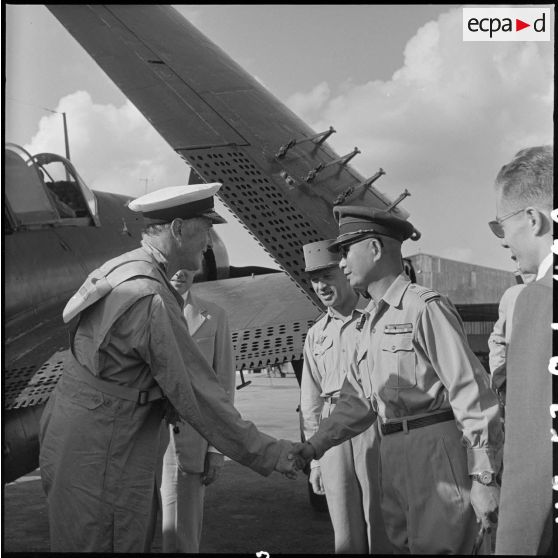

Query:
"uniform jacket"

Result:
[[169, 291, 235, 472], [309, 274, 503, 474], [495, 267, 553, 555]]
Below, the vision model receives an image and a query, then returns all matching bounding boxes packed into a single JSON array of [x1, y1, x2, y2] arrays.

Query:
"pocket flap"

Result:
[[381, 334, 413, 352], [313, 336, 333, 355], [74, 386, 105, 409]]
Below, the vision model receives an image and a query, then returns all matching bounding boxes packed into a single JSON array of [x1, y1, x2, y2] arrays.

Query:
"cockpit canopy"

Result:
[[4, 143, 100, 232]]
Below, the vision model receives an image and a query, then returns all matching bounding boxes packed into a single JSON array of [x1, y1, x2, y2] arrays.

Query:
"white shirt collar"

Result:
[[536, 252, 553, 280]]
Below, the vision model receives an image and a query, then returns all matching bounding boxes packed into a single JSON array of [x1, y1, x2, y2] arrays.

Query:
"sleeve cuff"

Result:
[[467, 447, 501, 475], [307, 435, 329, 460], [310, 459, 320, 470]]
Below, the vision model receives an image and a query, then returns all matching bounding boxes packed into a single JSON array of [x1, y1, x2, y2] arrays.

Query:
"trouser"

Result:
[[160, 442, 205, 553], [320, 401, 392, 554], [39, 372, 164, 552], [378, 419, 479, 554]]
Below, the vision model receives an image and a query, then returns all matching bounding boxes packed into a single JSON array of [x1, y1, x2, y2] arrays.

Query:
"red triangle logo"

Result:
[[516, 19, 530, 31]]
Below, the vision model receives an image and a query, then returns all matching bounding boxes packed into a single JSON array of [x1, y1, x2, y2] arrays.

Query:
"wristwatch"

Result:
[[471, 471, 497, 486]]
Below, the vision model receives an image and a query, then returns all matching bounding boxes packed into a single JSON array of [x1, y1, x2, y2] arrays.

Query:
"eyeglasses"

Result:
[[488, 208, 525, 238]]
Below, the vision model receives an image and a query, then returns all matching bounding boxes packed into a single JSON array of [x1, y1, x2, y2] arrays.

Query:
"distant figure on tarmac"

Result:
[[488, 145, 553, 555], [291, 206, 504, 554], [158, 267, 236, 553], [39, 183, 298, 553], [299, 239, 391, 554]]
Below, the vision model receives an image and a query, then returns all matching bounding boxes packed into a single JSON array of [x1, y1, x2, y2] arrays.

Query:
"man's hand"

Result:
[[470, 480, 500, 531], [288, 441, 316, 470], [202, 452, 224, 486], [274, 440, 302, 479], [309, 466, 325, 495]]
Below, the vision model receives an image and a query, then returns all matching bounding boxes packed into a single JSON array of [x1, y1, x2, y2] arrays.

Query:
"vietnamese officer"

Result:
[[39, 183, 298, 553], [300, 239, 391, 554], [159, 267, 236, 553], [291, 206, 504, 554]]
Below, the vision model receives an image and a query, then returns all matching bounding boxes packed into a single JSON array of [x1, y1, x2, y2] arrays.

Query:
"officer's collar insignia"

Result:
[[356, 313, 368, 331], [384, 323, 413, 334]]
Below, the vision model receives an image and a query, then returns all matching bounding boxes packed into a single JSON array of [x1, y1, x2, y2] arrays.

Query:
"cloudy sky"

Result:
[[5, 4, 554, 271]]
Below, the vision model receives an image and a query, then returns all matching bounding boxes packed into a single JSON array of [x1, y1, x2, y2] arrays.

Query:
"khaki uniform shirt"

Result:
[[300, 298, 367, 468], [310, 274, 503, 474]]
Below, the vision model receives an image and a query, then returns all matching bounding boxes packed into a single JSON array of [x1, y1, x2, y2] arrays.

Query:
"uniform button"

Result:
[[392, 345, 396, 350], [372, 328, 376, 333], [104, 399, 112, 407]]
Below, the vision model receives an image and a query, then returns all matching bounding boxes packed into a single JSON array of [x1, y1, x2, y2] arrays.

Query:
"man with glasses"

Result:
[[290, 206, 504, 554], [489, 146, 553, 555]]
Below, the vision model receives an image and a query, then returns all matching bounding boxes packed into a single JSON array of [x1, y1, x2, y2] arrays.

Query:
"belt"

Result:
[[68, 351, 164, 406], [380, 410, 454, 436], [324, 396, 339, 404]]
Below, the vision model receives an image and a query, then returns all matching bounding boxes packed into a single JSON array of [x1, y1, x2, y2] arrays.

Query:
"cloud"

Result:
[[24, 90, 189, 197], [284, 7, 553, 270], [286, 81, 331, 124]]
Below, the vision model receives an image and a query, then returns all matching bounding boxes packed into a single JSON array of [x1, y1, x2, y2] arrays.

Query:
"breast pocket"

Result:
[[381, 334, 417, 389], [312, 336, 333, 357]]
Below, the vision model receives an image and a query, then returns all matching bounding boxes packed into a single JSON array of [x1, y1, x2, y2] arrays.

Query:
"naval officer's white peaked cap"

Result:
[[128, 182, 226, 224]]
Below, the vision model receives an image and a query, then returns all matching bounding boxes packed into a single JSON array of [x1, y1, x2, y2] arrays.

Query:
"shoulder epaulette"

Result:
[[408, 283, 441, 303]]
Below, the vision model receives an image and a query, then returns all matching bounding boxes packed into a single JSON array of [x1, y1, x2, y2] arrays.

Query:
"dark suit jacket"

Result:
[[495, 266, 553, 555]]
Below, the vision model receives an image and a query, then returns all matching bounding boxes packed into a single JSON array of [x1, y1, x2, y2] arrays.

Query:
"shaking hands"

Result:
[[274, 440, 317, 479]]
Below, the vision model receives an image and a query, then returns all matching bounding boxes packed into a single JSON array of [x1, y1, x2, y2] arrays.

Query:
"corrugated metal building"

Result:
[[406, 253, 517, 305], [404, 254, 518, 371]]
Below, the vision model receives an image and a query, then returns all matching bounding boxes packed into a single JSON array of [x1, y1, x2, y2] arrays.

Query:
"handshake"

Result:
[[275, 440, 317, 480]]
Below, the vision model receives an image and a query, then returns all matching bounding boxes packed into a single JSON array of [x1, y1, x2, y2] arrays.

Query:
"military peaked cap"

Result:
[[329, 205, 420, 251]]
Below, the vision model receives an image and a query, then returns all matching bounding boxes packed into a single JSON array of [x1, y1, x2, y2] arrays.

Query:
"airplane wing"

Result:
[[46, 5, 409, 307], [5, 5, 410, 483]]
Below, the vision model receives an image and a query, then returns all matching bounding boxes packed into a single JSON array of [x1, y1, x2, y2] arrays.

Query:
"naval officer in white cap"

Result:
[[39, 183, 299, 553]]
